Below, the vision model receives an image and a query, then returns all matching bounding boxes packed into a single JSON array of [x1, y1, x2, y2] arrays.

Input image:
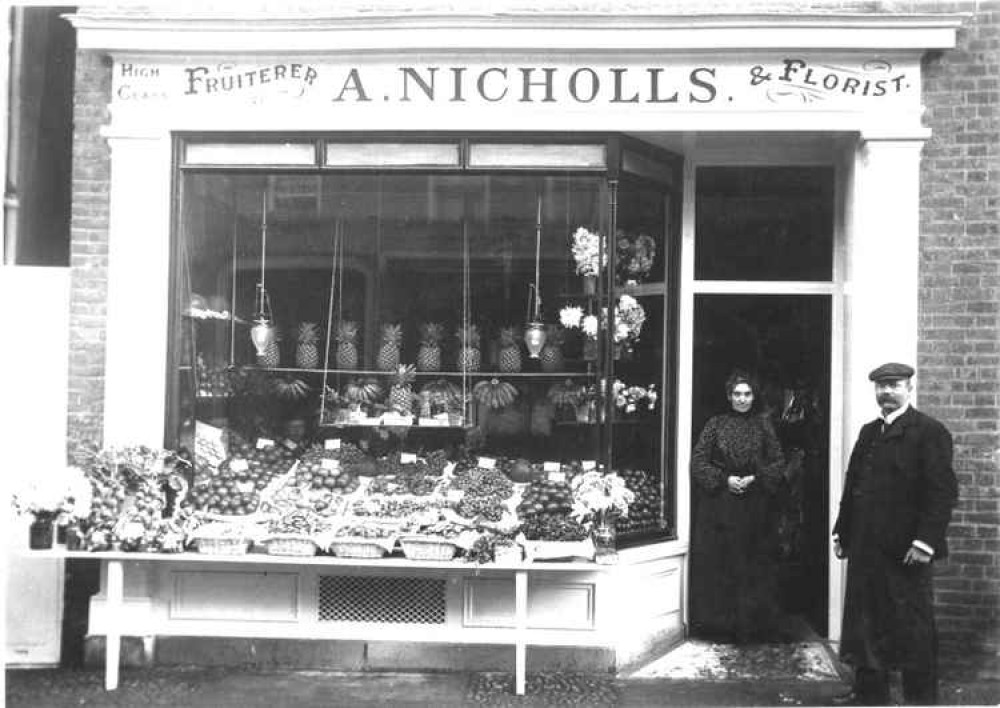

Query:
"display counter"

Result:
[[29, 543, 684, 695]]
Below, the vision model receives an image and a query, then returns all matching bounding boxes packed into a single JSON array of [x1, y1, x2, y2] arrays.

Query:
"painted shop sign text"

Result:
[[112, 56, 914, 112]]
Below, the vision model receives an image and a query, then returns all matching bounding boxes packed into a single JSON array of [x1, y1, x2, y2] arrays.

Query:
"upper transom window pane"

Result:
[[324, 142, 460, 168], [184, 142, 316, 166], [695, 166, 834, 282], [468, 143, 606, 169]]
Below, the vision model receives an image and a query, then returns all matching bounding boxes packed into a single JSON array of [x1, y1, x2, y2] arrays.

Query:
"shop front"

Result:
[[63, 5, 962, 684]]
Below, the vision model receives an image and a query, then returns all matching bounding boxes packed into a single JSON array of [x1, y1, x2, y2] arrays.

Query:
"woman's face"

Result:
[[729, 383, 754, 414]]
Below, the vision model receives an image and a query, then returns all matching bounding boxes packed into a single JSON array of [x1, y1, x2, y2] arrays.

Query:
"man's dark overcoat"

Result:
[[833, 405, 957, 672]]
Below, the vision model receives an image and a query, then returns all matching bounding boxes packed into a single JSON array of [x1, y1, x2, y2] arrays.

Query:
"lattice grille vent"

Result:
[[318, 575, 447, 624]]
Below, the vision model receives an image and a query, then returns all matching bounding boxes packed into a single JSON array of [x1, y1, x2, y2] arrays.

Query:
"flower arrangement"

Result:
[[611, 379, 658, 414], [615, 230, 657, 282], [569, 471, 636, 523], [11, 465, 93, 522], [559, 295, 646, 349], [613, 295, 646, 345], [570, 227, 607, 277]]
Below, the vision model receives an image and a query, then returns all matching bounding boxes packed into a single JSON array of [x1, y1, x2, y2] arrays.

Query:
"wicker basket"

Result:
[[194, 537, 251, 555], [327, 538, 391, 558], [262, 535, 317, 557], [400, 536, 458, 561]]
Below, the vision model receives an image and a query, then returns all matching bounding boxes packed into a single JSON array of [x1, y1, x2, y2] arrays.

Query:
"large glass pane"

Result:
[[173, 170, 607, 478], [695, 167, 833, 281], [172, 144, 678, 551], [691, 294, 830, 635]]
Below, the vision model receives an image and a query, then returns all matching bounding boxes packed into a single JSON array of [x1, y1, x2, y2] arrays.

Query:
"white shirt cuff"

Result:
[[912, 540, 935, 556]]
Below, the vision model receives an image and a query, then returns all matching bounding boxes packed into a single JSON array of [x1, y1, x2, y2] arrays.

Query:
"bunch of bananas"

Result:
[[472, 378, 519, 410], [343, 377, 384, 404], [271, 376, 311, 400]]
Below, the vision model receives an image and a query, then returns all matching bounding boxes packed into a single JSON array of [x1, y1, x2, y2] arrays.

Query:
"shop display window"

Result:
[[170, 135, 679, 546]]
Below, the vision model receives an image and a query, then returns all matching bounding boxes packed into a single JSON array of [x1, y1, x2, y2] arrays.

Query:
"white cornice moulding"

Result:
[[67, 12, 965, 53]]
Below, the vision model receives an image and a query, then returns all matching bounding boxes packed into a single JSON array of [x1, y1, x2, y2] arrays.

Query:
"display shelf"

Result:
[[244, 366, 597, 378]]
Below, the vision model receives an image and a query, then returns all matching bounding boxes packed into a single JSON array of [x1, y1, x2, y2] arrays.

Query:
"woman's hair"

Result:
[[724, 369, 759, 399]]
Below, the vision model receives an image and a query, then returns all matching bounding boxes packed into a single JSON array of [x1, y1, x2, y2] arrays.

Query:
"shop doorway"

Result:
[[690, 294, 831, 637]]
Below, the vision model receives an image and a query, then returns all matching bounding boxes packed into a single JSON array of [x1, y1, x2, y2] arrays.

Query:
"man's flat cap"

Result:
[[868, 362, 915, 381]]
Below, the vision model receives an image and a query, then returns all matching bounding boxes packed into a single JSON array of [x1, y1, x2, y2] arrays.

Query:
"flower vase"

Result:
[[65, 525, 84, 551], [582, 275, 597, 296], [29, 518, 55, 550], [576, 400, 595, 424], [592, 513, 618, 564], [583, 337, 598, 361]]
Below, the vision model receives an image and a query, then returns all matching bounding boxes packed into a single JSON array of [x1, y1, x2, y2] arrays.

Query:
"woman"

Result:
[[689, 370, 786, 643]]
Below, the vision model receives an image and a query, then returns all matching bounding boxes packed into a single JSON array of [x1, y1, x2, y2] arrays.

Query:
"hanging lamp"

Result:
[[524, 195, 547, 358], [249, 193, 276, 356]]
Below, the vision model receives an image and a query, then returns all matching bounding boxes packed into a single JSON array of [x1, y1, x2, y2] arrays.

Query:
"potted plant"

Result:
[[569, 470, 636, 564], [12, 465, 92, 550]]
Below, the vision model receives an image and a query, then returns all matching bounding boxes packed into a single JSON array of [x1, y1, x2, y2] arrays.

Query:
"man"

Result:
[[832, 362, 958, 706]]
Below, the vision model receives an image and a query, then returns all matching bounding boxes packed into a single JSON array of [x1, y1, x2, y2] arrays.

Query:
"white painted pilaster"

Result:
[[834, 133, 925, 640], [102, 132, 173, 448]]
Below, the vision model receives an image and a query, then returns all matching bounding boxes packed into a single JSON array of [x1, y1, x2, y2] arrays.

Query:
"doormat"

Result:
[[625, 640, 843, 681]]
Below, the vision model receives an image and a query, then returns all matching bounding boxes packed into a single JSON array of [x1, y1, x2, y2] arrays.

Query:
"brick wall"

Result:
[[67, 50, 112, 462], [917, 3, 1000, 681]]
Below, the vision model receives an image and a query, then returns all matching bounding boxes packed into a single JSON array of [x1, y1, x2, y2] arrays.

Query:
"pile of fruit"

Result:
[[268, 509, 319, 536], [295, 448, 362, 495], [519, 515, 589, 542], [450, 465, 515, 523], [516, 479, 574, 520], [615, 468, 663, 535], [368, 454, 441, 496]]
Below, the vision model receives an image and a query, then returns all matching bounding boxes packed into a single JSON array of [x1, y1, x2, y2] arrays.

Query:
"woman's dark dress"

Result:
[[690, 411, 785, 641]]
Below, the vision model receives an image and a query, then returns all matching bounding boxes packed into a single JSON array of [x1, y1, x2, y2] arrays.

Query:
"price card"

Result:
[[235, 481, 254, 494], [282, 439, 299, 451], [256, 438, 275, 449], [400, 453, 418, 464], [478, 457, 496, 469], [582, 460, 597, 471], [547, 470, 567, 483], [543, 461, 561, 473], [325, 439, 342, 450], [321, 458, 340, 471], [230, 459, 249, 472]]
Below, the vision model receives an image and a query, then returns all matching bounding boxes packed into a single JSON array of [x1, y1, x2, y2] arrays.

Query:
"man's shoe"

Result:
[[830, 689, 861, 706]]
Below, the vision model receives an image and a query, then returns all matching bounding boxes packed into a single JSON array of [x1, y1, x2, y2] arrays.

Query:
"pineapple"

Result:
[[456, 324, 481, 372], [388, 364, 417, 415], [256, 327, 281, 368], [295, 322, 320, 369], [334, 321, 359, 370], [539, 325, 565, 372], [376, 323, 402, 372], [416, 323, 444, 372], [498, 326, 522, 373]]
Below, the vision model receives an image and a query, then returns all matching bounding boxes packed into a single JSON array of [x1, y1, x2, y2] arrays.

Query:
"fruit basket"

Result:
[[399, 535, 458, 561], [260, 534, 318, 557], [326, 537, 393, 558], [194, 536, 251, 555]]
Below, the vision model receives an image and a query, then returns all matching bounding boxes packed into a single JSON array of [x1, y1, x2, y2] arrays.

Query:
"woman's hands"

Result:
[[727, 475, 756, 495]]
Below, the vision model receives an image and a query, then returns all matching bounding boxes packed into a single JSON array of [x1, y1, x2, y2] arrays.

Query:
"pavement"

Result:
[[6, 640, 1000, 708]]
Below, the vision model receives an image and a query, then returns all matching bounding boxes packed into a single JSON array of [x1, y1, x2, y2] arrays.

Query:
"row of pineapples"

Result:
[[263, 321, 567, 373]]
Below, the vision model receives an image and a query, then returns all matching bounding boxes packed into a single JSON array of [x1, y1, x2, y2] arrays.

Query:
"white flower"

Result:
[[618, 294, 638, 309], [559, 306, 584, 329], [570, 227, 607, 276], [581, 315, 599, 338]]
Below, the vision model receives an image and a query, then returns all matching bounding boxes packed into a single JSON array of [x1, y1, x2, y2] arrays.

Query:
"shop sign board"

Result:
[[109, 54, 922, 131]]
